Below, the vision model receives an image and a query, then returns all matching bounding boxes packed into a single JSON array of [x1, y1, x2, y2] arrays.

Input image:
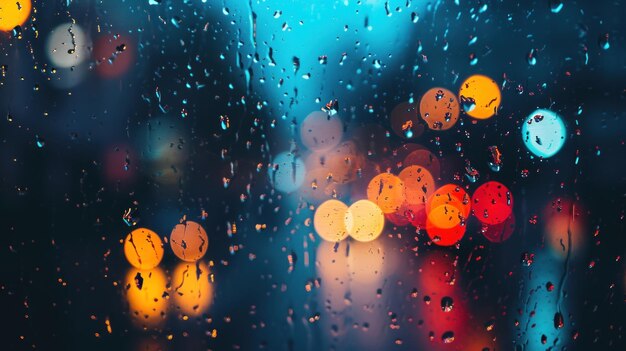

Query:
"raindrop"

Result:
[[598, 33, 610, 50], [442, 331, 455, 343], [527, 49, 537, 65], [554, 312, 564, 329], [441, 296, 454, 312], [550, 0, 564, 13], [460, 96, 476, 113]]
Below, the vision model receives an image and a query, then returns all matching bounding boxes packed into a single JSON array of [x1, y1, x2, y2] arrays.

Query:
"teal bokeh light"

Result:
[[268, 151, 306, 193], [522, 109, 566, 158]]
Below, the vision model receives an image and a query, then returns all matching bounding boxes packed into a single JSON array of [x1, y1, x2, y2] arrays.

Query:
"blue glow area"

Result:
[[516, 253, 574, 351], [210, 0, 424, 122], [268, 151, 306, 193], [522, 109, 566, 158]]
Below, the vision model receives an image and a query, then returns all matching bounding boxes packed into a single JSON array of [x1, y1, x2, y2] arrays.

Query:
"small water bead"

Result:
[[550, 0, 564, 13], [527, 49, 537, 65], [554, 312, 564, 329], [440, 296, 454, 312], [460, 95, 476, 113], [521, 252, 535, 266], [442, 331, 455, 343], [598, 33, 610, 50]]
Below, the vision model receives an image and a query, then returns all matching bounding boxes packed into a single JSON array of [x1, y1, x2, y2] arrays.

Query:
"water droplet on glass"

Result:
[[550, 0, 564, 13], [527, 49, 537, 65], [442, 331, 455, 343], [598, 33, 610, 50], [441, 296, 454, 312], [460, 96, 476, 113], [554, 312, 564, 329]]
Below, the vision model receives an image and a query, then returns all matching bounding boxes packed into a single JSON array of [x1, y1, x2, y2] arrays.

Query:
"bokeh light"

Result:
[[419, 87, 460, 131], [124, 228, 164, 270], [0, 0, 31, 32], [171, 261, 213, 316], [46, 23, 91, 68], [304, 140, 361, 190], [124, 268, 168, 328], [345, 200, 385, 242], [366, 173, 405, 214], [314, 199, 349, 242], [300, 111, 343, 151], [93, 34, 135, 78], [427, 204, 463, 229], [481, 212, 516, 243], [170, 220, 209, 262], [471, 181, 513, 225], [268, 151, 306, 193], [398, 165, 435, 206], [458, 75, 501, 119], [522, 108, 567, 158], [426, 210, 466, 246], [427, 184, 471, 217], [543, 198, 587, 259]]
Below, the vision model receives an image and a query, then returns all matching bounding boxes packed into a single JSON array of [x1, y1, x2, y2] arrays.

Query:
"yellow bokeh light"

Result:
[[0, 0, 31, 32], [398, 165, 435, 205], [314, 199, 349, 242], [124, 268, 168, 328], [124, 228, 164, 270], [170, 221, 209, 262], [458, 74, 501, 119], [366, 173, 405, 214], [345, 200, 385, 242], [171, 261, 213, 316]]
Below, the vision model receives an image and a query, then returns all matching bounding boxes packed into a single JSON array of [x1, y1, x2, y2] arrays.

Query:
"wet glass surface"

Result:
[[1, 1, 625, 350]]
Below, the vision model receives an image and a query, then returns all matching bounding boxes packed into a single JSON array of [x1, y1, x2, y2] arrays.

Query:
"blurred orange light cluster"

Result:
[[123, 220, 209, 270]]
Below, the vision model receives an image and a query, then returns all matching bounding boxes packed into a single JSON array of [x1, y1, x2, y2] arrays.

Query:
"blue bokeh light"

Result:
[[268, 151, 306, 193], [522, 109, 566, 158]]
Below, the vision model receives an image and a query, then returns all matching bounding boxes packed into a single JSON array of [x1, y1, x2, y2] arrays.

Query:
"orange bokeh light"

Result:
[[124, 228, 164, 270], [426, 215, 466, 246], [170, 221, 209, 262], [458, 74, 501, 119], [124, 268, 168, 327], [0, 0, 31, 32], [427, 184, 471, 218], [171, 261, 213, 316], [419, 87, 460, 131], [366, 173, 405, 214], [398, 165, 435, 206], [427, 204, 463, 229]]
